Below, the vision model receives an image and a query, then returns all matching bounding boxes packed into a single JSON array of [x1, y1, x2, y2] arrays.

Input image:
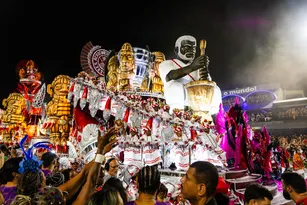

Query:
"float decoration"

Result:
[[0, 93, 27, 145], [80, 41, 112, 79], [16, 60, 42, 106], [46, 75, 71, 153], [68, 68, 227, 168]]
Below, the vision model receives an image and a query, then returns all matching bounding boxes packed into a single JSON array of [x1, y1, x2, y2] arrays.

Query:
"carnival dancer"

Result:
[[141, 117, 162, 166], [159, 35, 222, 114], [172, 126, 190, 171], [129, 127, 139, 144]]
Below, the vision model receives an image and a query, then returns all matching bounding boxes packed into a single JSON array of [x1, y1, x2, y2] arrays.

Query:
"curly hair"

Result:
[[31, 186, 65, 205], [46, 172, 65, 187], [17, 170, 45, 197]]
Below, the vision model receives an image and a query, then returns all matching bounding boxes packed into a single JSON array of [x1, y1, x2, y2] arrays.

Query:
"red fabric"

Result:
[[73, 106, 98, 131], [296, 197, 307, 205], [215, 176, 229, 195], [123, 108, 130, 123], [171, 59, 195, 81], [105, 97, 112, 110]]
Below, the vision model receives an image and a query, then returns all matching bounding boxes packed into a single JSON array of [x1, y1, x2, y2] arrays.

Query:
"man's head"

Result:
[[174, 35, 196, 62], [41, 152, 57, 170], [244, 183, 273, 205], [136, 165, 161, 195], [180, 161, 218, 203], [281, 172, 307, 201], [105, 158, 119, 177]]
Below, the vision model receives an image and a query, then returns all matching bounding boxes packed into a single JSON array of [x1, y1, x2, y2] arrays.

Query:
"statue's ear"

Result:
[[2, 98, 7, 108], [174, 47, 179, 55], [47, 84, 53, 97]]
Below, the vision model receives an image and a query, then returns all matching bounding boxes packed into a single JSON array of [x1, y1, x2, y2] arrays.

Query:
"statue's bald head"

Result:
[[174, 35, 197, 62], [175, 35, 196, 48]]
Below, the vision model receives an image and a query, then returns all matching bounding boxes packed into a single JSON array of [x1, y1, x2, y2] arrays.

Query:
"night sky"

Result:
[[1, 0, 307, 104]]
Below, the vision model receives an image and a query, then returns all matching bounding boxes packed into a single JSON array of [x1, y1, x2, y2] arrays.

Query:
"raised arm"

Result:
[[72, 127, 118, 205], [57, 160, 93, 200]]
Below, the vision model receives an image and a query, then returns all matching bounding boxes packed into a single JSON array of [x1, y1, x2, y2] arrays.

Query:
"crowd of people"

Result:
[[276, 107, 307, 121], [2, 127, 307, 205], [248, 111, 273, 122], [219, 107, 307, 123]]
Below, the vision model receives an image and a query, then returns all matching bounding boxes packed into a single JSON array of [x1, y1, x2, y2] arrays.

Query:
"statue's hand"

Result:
[[190, 55, 209, 71]]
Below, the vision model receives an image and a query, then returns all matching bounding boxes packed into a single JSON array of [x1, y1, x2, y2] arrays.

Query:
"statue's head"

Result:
[[2, 93, 26, 116], [119, 43, 135, 70], [47, 75, 70, 99], [174, 35, 197, 62]]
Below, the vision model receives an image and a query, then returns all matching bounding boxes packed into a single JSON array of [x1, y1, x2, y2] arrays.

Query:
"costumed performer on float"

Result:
[[159, 35, 222, 115]]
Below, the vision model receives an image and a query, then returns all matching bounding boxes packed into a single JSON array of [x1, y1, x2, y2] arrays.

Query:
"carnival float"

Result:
[[0, 39, 291, 204]]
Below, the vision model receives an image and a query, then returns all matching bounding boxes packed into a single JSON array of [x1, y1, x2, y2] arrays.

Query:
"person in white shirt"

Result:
[[159, 35, 222, 115], [103, 157, 120, 183]]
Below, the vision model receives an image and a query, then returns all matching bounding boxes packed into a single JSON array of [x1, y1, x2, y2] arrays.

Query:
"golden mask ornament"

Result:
[[117, 43, 135, 91], [46, 75, 71, 144], [1, 93, 26, 124]]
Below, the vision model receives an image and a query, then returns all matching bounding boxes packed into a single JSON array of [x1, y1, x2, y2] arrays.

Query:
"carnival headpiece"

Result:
[[174, 126, 183, 133], [18, 134, 52, 174], [143, 117, 153, 132]]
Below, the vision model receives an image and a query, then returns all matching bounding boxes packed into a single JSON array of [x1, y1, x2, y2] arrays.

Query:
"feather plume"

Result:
[[19, 135, 52, 160], [19, 135, 30, 159], [27, 141, 52, 158]]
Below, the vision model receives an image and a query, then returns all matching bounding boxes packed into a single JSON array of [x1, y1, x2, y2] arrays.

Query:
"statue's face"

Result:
[[53, 76, 70, 98], [26, 60, 37, 74], [119, 43, 134, 70], [178, 39, 196, 62], [6, 95, 25, 115]]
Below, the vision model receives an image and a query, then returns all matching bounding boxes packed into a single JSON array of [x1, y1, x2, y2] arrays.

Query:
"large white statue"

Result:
[[159, 35, 222, 115]]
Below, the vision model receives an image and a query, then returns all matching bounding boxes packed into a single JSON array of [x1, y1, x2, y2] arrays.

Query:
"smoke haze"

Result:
[[231, 1, 307, 93]]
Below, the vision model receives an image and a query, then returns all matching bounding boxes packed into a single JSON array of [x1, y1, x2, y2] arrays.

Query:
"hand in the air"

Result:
[[103, 138, 118, 155], [97, 127, 118, 154]]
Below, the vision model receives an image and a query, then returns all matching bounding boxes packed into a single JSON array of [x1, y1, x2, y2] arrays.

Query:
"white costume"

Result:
[[159, 35, 222, 115]]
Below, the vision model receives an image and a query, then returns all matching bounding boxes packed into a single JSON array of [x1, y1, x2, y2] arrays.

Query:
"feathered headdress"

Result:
[[18, 134, 53, 174]]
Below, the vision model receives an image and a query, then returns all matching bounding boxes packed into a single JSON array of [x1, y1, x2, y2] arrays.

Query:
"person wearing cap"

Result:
[[158, 35, 222, 115]]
